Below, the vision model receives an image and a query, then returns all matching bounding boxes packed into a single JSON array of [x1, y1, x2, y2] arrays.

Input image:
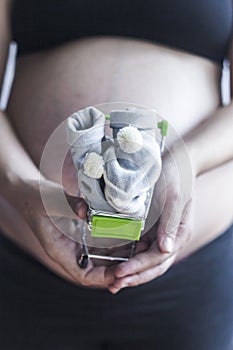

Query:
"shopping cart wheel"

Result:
[[78, 254, 89, 269]]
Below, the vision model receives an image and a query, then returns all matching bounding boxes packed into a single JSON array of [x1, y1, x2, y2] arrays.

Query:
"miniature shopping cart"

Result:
[[66, 107, 168, 268]]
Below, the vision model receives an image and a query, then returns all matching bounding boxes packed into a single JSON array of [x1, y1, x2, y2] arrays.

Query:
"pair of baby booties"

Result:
[[66, 106, 162, 218]]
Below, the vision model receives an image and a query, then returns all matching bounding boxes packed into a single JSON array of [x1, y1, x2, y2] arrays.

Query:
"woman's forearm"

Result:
[[0, 110, 42, 204], [177, 159, 233, 260], [181, 103, 233, 176]]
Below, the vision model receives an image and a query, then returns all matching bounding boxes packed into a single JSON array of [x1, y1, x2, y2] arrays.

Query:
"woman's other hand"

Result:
[[108, 143, 194, 293]]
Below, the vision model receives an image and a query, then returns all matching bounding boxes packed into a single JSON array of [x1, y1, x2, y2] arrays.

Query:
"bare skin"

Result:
[[0, 1, 232, 288]]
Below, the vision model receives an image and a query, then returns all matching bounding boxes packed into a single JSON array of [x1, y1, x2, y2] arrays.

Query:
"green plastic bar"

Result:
[[91, 215, 142, 241]]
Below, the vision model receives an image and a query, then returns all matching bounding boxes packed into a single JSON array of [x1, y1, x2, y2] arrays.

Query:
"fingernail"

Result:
[[109, 287, 120, 294], [160, 236, 174, 253], [75, 200, 86, 217]]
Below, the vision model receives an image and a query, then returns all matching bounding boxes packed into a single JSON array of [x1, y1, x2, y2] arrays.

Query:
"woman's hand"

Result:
[[14, 177, 115, 288], [108, 143, 194, 293]]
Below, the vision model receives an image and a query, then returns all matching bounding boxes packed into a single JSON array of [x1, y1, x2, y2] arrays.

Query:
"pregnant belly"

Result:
[[7, 37, 221, 186], [1, 37, 222, 278]]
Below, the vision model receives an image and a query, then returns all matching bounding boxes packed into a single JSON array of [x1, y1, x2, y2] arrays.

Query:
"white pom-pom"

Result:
[[83, 152, 104, 179], [117, 126, 143, 153]]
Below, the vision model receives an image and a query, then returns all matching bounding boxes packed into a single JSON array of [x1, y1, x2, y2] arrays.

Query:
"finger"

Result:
[[109, 254, 176, 294], [114, 241, 172, 278], [157, 198, 192, 254]]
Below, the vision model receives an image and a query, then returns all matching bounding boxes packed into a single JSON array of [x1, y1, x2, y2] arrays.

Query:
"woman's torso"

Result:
[[0, 0, 231, 281]]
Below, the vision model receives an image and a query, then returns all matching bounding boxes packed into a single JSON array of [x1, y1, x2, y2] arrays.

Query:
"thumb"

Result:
[[157, 221, 178, 255], [66, 194, 88, 219], [156, 199, 192, 254], [156, 197, 182, 254]]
